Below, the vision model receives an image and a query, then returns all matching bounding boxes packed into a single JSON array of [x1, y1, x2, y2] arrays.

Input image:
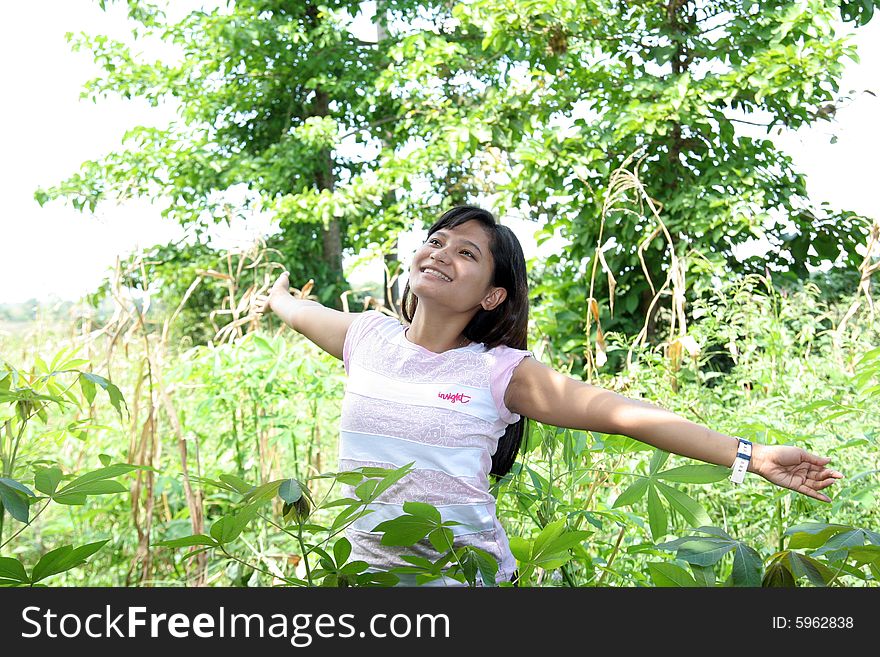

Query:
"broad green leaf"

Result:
[[80, 373, 128, 419], [689, 564, 716, 587], [666, 539, 736, 566], [31, 540, 109, 583], [334, 472, 365, 486], [532, 520, 566, 558], [338, 561, 369, 576], [354, 479, 379, 501], [218, 474, 253, 494], [369, 462, 415, 499], [647, 484, 668, 541], [730, 544, 763, 587], [647, 562, 698, 587], [457, 546, 498, 587], [785, 522, 852, 549], [330, 505, 372, 533], [612, 477, 649, 508], [655, 481, 711, 527], [843, 546, 880, 567], [649, 449, 669, 474], [373, 514, 434, 546], [787, 552, 836, 586], [812, 529, 869, 560], [544, 530, 592, 555], [509, 536, 531, 562], [78, 373, 96, 405], [763, 558, 797, 587], [210, 515, 243, 544], [0, 477, 35, 497], [55, 465, 137, 494], [0, 481, 32, 523], [241, 480, 283, 504], [53, 479, 127, 504], [402, 501, 441, 523], [428, 526, 454, 553], [333, 537, 352, 566], [278, 479, 303, 504], [0, 557, 30, 584], [153, 535, 218, 548]]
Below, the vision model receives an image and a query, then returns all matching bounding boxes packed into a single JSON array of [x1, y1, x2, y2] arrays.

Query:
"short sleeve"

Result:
[[342, 310, 388, 375], [490, 345, 534, 424]]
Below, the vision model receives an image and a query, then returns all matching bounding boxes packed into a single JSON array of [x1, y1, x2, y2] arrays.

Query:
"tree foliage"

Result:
[[38, 0, 872, 371]]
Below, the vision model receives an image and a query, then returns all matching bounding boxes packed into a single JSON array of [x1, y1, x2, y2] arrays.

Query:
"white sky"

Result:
[[0, 1, 877, 304]]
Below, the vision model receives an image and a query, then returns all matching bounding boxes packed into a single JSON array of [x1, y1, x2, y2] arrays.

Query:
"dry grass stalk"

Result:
[[583, 153, 696, 378]]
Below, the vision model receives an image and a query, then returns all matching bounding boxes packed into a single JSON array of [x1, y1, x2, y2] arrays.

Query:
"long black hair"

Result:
[[400, 205, 530, 478]]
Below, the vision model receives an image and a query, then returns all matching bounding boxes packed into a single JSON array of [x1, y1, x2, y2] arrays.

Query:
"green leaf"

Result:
[[787, 552, 835, 586], [647, 484, 668, 541], [647, 562, 698, 587], [241, 480, 283, 504], [456, 546, 498, 586], [368, 462, 414, 499], [612, 477, 649, 508], [763, 557, 797, 587], [80, 373, 128, 419], [334, 472, 365, 486], [0, 480, 33, 523], [34, 466, 64, 496], [660, 538, 736, 566], [278, 479, 303, 504], [338, 561, 369, 576], [55, 465, 137, 496], [655, 481, 711, 527], [53, 479, 127, 504], [785, 522, 852, 549], [78, 373, 96, 405], [657, 465, 730, 484], [354, 479, 379, 501], [0, 477, 35, 497], [532, 520, 566, 558], [0, 557, 30, 585], [731, 544, 763, 587], [689, 564, 716, 587], [31, 540, 109, 583], [373, 514, 434, 546], [210, 516, 243, 544], [218, 474, 253, 494], [649, 449, 669, 474], [98, 454, 112, 467], [402, 501, 441, 523], [153, 535, 218, 549], [333, 537, 352, 566], [509, 536, 531, 562], [428, 526, 454, 553]]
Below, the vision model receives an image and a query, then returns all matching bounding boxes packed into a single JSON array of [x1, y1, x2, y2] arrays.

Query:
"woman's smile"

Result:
[[420, 267, 453, 282]]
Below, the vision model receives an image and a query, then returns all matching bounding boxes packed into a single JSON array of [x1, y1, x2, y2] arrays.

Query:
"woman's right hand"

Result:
[[251, 271, 292, 320]]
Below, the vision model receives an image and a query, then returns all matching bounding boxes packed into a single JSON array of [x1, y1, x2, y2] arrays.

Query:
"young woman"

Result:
[[252, 205, 843, 586]]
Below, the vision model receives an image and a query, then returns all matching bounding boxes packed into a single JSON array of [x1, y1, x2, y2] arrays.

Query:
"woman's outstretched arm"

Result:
[[504, 356, 844, 502]]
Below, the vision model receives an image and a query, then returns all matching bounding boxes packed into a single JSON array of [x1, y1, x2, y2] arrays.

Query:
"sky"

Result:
[[0, 1, 877, 305]]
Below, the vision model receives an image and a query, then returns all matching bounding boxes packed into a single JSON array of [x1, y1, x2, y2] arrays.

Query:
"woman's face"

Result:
[[409, 220, 507, 312]]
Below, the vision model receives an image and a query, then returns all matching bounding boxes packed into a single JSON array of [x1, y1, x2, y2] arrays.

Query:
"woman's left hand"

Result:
[[751, 444, 844, 503]]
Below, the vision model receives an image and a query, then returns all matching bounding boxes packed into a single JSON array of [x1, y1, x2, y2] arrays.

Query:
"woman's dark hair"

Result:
[[400, 205, 530, 478]]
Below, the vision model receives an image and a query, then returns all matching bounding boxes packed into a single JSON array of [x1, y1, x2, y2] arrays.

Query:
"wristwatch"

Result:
[[730, 437, 752, 485]]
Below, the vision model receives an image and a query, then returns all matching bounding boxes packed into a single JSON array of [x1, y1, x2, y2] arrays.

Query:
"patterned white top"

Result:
[[340, 310, 533, 585]]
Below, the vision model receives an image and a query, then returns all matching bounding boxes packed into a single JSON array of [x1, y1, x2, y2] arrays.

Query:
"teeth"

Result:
[[423, 268, 451, 282]]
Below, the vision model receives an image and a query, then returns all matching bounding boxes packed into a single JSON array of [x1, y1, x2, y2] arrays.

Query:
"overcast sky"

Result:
[[1, 1, 877, 305]]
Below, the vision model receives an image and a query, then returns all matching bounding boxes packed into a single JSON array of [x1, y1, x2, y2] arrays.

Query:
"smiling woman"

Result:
[[252, 204, 844, 587]]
